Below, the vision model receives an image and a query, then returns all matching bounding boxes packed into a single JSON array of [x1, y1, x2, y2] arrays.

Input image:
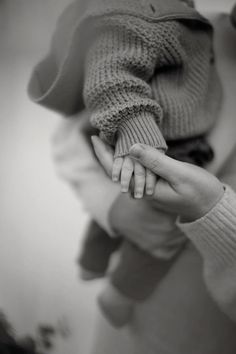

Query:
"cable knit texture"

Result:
[[28, 0, 222, 157]]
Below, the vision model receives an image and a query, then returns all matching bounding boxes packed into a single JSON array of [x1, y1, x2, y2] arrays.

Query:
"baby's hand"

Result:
[[129, 144, 225, 222], [112, 156, 156, 198]]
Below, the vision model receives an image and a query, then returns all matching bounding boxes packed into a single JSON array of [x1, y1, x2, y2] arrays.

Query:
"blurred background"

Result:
[[0, 1, 103, 353], [0, 0, 235, 353]]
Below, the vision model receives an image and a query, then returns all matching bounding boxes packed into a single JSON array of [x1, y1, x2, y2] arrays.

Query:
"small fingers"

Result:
[[120, 156, 134, 193], [112, 157, 124, 182], [129, 144, 184, 186], [145, 169, 157, 196], [134, 161, 146, 199]]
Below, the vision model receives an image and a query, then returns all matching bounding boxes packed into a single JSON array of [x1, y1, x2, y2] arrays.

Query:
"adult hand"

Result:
[[109, 193, 185, 256], [129, 144, 225, 222], [91, 136, 183, 254]]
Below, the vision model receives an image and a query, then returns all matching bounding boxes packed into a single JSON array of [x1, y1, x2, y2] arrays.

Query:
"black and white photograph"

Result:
[[1, 0, 236, 353]]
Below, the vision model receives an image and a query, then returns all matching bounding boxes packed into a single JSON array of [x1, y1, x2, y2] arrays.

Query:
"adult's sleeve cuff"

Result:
[[176, 185, 236, 268]]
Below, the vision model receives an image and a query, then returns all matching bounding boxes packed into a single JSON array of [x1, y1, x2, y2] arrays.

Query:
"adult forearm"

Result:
[[177, 185, 236, 322]]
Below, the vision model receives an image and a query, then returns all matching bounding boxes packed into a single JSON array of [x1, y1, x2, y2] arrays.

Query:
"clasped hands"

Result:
[[91, 136, 224, 224]]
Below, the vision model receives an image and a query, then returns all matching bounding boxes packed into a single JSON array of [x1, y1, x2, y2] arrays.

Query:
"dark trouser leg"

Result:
[[78, 220, 122, 274], [110, 239, 184, 301]]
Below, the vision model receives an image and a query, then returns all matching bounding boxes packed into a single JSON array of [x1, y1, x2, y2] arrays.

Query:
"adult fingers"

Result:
[[91, 136, 114, 177], [152, 178, 179, 207], [129, 144, 187, 185]]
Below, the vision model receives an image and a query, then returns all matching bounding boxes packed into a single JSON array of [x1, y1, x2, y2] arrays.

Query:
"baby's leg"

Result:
[[78, 220, 122, 280], [112, 156, 156, 198], [98, 239, 184, 328]]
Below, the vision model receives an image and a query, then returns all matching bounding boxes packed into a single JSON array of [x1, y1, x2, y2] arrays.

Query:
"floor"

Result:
[[0, 0, 235, 353]]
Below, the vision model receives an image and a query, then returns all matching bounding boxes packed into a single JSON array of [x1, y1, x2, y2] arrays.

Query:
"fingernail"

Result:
[[112, 176, 119, 182], [135, 190, 143, 198], [129, 144, 145, 159], [146, 189, 154, 196], [91, 136, 96, 145], [121, 186, 128, 193]]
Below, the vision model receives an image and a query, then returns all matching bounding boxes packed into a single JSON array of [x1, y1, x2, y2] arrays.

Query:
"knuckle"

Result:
[[146, 170, 155, 178], [114, 157, 123, 167], [123, 165, 134, 173], [135, 164, 145, 177], [135, 178, 145, 189], [121, 176, 130, 185], [124, 156, 133, 164], [146, 168, 155, 175], [135, 170, 145, 178], [121, 172, 132, 183]]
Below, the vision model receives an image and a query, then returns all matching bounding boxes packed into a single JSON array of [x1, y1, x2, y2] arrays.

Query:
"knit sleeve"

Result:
[[52, 114, 120, 235], [83, 15, 167, 157], [177, 185, 236, 322]]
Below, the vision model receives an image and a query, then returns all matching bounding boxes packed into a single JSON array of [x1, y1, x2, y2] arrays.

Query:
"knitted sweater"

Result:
[[28, 0, 222, 157], [177, 183, 236, 322]]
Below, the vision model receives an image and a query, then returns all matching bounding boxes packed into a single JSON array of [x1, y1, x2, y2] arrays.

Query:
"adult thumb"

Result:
[[129, 144, 184, 183]]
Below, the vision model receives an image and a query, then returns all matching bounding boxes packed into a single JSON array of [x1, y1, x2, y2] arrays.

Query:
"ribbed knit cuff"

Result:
[[114, 113, 167, 158], [176, 185, 236, 268]]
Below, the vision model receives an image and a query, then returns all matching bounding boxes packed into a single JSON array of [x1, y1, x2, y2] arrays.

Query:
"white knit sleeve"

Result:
[[52, 115, 120, 235], [177, 185, 236, 322]]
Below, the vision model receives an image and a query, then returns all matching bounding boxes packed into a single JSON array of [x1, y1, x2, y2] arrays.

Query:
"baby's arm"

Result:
[[82, 13, 175, 196], [83, 15, 167, 151], [83, 14, 168, 197]]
